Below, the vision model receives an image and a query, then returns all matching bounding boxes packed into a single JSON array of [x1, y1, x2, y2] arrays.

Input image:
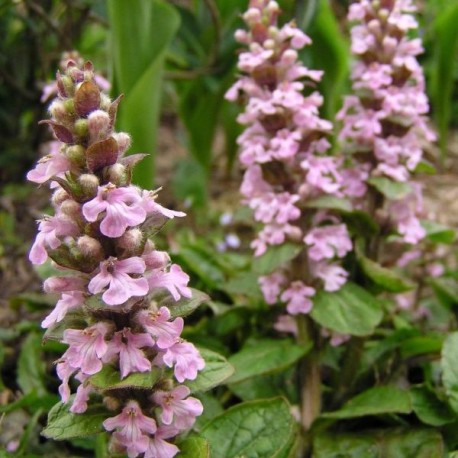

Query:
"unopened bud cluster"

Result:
[[226, 0, 354, 320], [28, 60, 203, 458], [337, 0, 435, 244]]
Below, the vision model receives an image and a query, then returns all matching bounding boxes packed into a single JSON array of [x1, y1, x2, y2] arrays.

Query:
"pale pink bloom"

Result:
[[82, 183, 145, 238], [140, 190, 186, 219], [250, 192, 300, 225], [144, 426, 180, 458], [301, 156, 343, 195], [56, 360, 77, 402], [270, 129, 301, 160], [153, 385, 203, 430], [142, 247, 170, 270], [62, 322, 111, 375], [395, 291, 416, 310], [259, 272, 286, 304], [240, 165, 272, 199], [29, 215, 79, 264], [70, 372, 93, 413], [426, 263, 444, 278], [251, 224, 301, 257], [147, 264, 191, 301], [104, 400, 157, 458], [27, 144, 70, 184], [340, 167, 368, 198], [43, 275, 86, 293], [273, 314, 298, 335], [42, 291, 84, 328], [155, 340, 205, 383], [281, 281, 315, 315], [105, 328, 154, 378], [88, 256, 149, 306], [321, 328, 351, 347], [311, 262, 348, 292], [397, 249, 422, 267], [304, 224, 352, 261], [136, 307, 184, 349]]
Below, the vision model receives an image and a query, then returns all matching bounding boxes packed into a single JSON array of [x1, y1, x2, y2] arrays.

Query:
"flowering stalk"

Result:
[[226, 0, 353, 429], [337, 0, 435, 248], [28, 60, 204, 458]]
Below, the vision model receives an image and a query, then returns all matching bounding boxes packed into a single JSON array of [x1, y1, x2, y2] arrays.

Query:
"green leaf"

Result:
[[431, 277, 458, 307], [310, 282, 383, 336], [0, 391, 58, 414], [178, 435, 210, 458], [43, 311, 86, 342], [322, 386, 412, 419], [42, 400, 108, 440], [367, 176, 412, 199], [88, 365, 161, 391], [342, 210, 380, 237], [442, 332, 458, 414], [314, 428, 444, 458], [430, 3, 458, 160], [17, 332, 47, 396], [108, 0, 180, 187], [410, 386, 456, 426], [223, 271, 262, 298], [160, 288, 209, 319], [201, 397, 295, 458], [357, 249, 414, 293], [421, 220, 456, 244], [400, 335, 443, 358], [226, 338, 312, 385], [252, 243, 302, 275], [186, 348, 234, 393], [305, 195, 353, 212]]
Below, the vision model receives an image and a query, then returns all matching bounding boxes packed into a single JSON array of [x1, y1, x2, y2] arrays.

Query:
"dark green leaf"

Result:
[[367, 177, 412, 200], [410, 386, 456, 426], [400, 335, 443, 358], [322, 386, 412, 419], [17, 332, 47, 396], [310, 282, 383, 336], [42, 400, 108, 440], [314, 428, 444, 458], [88, 365, 161, 391], [226, 338, 312, 384], [160, 288, 209, 319], [186, 348, 234, 393], [431, 277, 458, 307], [252, 243, 302, 275], [421, 220, 456, 244], [305, 195, 353, 212], [442, 332, 458, 414], [357, 250, 414, 293], [178, 435, 210, 458], [201, 397, 295, 458]]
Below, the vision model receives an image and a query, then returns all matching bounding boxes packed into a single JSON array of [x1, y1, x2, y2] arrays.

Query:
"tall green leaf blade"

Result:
[[108, 0, 180, 187], [17, 332, 47, 396], [441, 332, 458, 414]]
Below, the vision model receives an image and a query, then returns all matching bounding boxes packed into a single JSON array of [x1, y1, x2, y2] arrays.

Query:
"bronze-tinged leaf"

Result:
[[74, 81, 101, 117], [86, 137, 119, 172], [39, 120, 74, 143], [56, 71, 67, 98], [108, 94, 124, 129]]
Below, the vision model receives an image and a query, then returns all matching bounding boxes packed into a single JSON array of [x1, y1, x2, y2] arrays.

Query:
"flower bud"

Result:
[[63, 99, 76, 117], [113, 132, 131, 155], [48, 100, 67, 122], [65, 145, 86, 167], [77, 235, 104, 263], [74, 119, 89, 138], [104, 163, 127, 187], [88, 110, 111, 142], [60, 200, 82, 221], [117, 228, 144, 256], [100, 93, 111, 111], [287, 226, 303, 242], [52, 188, 70, 207], [60, 75, 74, 96], [78, 173, 99, 198], [103, 396, 121, 412]]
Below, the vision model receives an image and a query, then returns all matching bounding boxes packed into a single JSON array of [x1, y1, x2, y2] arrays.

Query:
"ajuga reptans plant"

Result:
[[28, 60, 204, 458]]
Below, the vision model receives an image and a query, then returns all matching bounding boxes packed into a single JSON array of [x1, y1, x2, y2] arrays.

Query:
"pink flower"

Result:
[[42, 291, 84, 328], [82, 183, 146, 238], [259, 272, 286, 304], [136, 307, 184, 349], [147, 264, 191, 301], [29, 215, 79, 265], [88, 256, 149, 306], [304, 224, 352, 261], [301, 156, 343, 195], [43, 275, 86, 293], [311, 262, 349, 292], [105, 328, 154, 379], [27, 144, 70, 184], [280, 281, 315, 315], [62, 322, 111, 375], [144, 426, 180, 458], [274, 315, 298, 335], [153, 385, 203, 430], [140, 190, 186, 219], [70, 372, 93, 413], [56, 360, 77, 402], [155, 340, 205, 383], [103, 400, 157, 458]]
